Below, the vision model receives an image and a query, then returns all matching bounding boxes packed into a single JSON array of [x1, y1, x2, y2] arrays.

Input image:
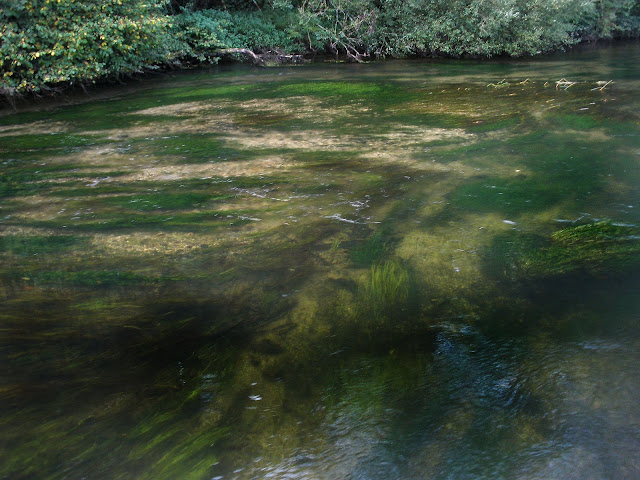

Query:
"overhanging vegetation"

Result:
[[2, 0, 640, 96]]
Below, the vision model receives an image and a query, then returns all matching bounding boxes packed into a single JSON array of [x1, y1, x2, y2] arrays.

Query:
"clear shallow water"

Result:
[[1, 44, 640, 480]]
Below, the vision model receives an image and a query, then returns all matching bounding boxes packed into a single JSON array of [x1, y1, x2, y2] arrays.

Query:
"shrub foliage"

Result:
[[1, 0, 640, 96], [1, 0, 170, 95]]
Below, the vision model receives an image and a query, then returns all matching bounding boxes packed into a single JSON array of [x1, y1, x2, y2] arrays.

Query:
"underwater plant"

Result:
[[362, 260, 410, 321], [522, 221, 640, 277], [352, 231, 387, 267]]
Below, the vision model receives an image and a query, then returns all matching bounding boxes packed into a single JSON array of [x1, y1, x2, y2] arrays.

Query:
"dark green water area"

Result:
[[2, 44, 640, 480]]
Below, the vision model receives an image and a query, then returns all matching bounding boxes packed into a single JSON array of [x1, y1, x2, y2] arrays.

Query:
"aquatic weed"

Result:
[[0, 235, 86, 256], [522, 221, 640, 277], [362, 260, 410, 321], [352, 231, 387, 266]]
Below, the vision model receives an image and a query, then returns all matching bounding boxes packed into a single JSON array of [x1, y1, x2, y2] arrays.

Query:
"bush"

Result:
[[169, 7, 304, 59], [582, 0, 640, 39], [298, 0, 604, 58], [227, 10, 304, 52], [298, 0, 379, 59], [168, 9, 234, 61], [0, 0, 170, 95], [415, 0, 591, 57], [2, 0, 640, 97]]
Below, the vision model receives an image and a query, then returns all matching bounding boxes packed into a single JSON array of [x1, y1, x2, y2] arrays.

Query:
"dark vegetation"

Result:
[[2, 0, 640, 97]]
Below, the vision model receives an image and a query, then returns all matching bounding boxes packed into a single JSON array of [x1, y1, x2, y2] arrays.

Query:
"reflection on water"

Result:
[[1, 43, 640, 480], [248, 329, 640, 480]]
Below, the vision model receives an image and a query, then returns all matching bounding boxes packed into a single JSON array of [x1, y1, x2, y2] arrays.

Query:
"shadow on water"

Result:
[[479, 221, 640, 337], [0, 285, 294, 480]]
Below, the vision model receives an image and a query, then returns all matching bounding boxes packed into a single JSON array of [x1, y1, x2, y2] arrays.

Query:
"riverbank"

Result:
[[2, 39, 638, 115], [2, 1, 640, 101]]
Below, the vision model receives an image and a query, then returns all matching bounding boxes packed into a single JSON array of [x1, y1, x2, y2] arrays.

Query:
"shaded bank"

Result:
[[2, 0, 640, 98]]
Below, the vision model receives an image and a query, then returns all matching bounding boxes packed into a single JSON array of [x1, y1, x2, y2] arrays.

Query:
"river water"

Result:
[[1, 44, 640, 480]]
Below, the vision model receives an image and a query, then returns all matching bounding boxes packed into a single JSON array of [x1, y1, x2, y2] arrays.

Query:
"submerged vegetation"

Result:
[[1, 41, 640, 480], [486, 221, 640, 283], [522, 221, 640, 277], [361, 260, 411, 322], [2, 0, 640, 96]]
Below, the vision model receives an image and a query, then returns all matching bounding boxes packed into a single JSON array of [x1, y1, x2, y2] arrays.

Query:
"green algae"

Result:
[[165, 84, 255, 101], [277, 81, 383, 99], [1, 48, 640, 480], [26, 210, 255, 232], [290, 149, 361, 166], [0, 235, 86, 256], [99, 193, 226, 211], [131, 134, 255, 164], [447, 137, 607, 216], [29, 270, 150, 288], [483, 231, 548, 282], [423, 138, 505, 164], [232, 111, 296, 128], [449, 177, 565, 215], [523, 221, 640, 277], [484, 222, 640, 283], [0, 163, 84, 197], [47, 175, 277, 198], [467, 115, 523, 132], [0, 133, 107, 151], [351, 231, 387, 267], [547, 113, 602, 130]]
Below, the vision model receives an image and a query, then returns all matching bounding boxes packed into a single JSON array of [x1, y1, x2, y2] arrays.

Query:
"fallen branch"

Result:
[[209, 49, 309, 67], [210, 48, 266, 66], [591, 80, 613, 91], [556, 78, 577, 89], [487, 79, 509, 88]]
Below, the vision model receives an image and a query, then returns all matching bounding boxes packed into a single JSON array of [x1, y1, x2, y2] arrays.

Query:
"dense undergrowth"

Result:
[[2, 0, 640, 96]]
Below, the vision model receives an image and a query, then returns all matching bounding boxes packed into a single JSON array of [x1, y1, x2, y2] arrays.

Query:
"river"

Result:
[[1, 43, 640, 480]]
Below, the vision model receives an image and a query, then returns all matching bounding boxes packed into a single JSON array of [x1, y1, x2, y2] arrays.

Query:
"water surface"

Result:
[[1, 44, 640, 480]]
